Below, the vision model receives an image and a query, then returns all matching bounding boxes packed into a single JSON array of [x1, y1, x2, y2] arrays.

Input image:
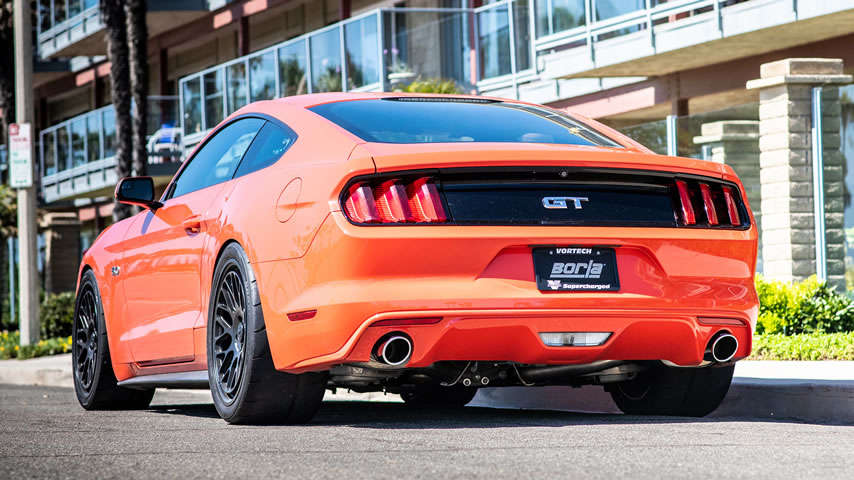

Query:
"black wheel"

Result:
[[401, 385, 478, 407], [608, 364, 734, 417], [73, 270, 155, 410], [207, 243, 326, 424]]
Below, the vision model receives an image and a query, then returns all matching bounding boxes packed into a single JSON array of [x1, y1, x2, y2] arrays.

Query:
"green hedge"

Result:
[[0, 330, 72, 360], [755, 275, 854, 334], [751, 333, 854, 360], [40, 292, 76, 338]]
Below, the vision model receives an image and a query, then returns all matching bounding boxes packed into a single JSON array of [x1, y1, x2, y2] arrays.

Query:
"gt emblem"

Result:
[[111, 266, 120, 276], [542, 196, 589, 209]]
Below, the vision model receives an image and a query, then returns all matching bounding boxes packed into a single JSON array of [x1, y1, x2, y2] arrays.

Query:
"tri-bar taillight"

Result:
[[343, 176, 448, 224], [673, 179, 745, 228]]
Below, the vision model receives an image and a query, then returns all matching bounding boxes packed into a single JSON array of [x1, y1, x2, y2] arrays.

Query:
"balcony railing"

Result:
[[0, 145, 7, 181], [36, 0, 101, 58], [179, 7, 475, 147], [39, 97, 182, 203]]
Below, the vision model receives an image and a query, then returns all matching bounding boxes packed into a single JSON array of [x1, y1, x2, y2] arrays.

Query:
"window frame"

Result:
[[163, 113, 298, 202]]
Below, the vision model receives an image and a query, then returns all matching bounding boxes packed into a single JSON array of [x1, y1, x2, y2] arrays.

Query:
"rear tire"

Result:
[[401, 385, 477, 407], [207, 243, 326, 424], [608, 364, 734, 417], [73, 270, 155, 410]]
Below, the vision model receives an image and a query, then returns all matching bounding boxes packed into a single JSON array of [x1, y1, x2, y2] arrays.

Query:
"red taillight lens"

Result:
[[344, 183, 381, 223], [674, 180, 744, 228], [722, 186, 741, 225], [407, 177, 448, 223], [343, 176, 448, 224], [699, 183, 718, 225], [675, 180, 696, 225]]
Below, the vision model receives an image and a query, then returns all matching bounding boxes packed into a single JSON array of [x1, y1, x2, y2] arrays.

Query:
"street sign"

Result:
[[9, 123, 34, 188]]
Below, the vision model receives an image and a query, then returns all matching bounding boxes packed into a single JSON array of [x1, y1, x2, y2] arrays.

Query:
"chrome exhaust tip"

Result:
[[375, 335, 412, 366], [707, 333, 739, 363]]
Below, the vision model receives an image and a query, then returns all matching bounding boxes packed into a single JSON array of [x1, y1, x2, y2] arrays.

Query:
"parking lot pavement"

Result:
[[1, 384, 853, 479]]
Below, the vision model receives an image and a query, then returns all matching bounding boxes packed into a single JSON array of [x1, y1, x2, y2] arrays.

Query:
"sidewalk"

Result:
[[2, 355, 851, 424]]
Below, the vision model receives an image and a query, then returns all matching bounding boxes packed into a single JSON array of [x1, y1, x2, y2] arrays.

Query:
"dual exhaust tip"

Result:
[[374, 334, 412, 367], [706, 332, 739, 363]]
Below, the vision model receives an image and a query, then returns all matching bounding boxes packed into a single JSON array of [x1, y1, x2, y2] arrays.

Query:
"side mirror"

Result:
[[115, 176, 162, 210]]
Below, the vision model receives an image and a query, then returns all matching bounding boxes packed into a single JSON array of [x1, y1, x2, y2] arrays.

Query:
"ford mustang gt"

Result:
[[73, 92, 758, 423]]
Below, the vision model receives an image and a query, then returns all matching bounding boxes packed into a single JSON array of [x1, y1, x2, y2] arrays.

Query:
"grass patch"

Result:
[[750, 333, 854, 361], [0, 331, 72, 360]]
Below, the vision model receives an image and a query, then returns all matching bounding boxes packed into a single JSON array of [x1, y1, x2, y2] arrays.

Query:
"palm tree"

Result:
[[125, 0, 147, 179], [0, 0, 15, 152], [100, 0, 133, 222]]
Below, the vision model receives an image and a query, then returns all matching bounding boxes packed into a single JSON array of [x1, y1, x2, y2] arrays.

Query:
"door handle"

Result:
[[182, 215, 202, 234]]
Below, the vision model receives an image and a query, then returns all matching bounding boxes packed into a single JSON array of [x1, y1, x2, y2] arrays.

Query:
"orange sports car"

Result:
[[73, 92, 758, 423]]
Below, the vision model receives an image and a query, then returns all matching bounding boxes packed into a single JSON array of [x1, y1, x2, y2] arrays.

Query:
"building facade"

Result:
[[3, 0, 854, 294]]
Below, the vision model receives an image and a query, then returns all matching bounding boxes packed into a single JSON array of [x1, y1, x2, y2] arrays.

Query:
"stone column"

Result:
[[746, 58, 852, 290], [41, 213, 81, 295], [693, 120, 762, 268]]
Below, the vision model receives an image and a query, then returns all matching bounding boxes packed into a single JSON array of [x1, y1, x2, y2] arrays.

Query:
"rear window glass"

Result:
[[309, 98, 623, 147]]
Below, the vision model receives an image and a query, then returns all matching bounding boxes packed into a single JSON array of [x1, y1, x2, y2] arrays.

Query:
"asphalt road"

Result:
[[1, 385, 853, 479]]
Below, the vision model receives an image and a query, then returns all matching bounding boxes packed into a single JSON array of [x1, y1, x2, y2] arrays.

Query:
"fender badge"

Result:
[[111, 266, 120, 276]]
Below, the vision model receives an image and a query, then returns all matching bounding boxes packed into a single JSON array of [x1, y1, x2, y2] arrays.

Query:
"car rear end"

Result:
[[257, 95, 758, 415]]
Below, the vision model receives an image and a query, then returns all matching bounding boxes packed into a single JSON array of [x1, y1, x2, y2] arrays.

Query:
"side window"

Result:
[[234, 122, 297, 178], [169, 118, 265, 199]]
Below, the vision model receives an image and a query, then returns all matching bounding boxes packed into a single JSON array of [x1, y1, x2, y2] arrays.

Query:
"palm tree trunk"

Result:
[[100, 0, 133, 222], [0, 1, 16, 153], [125, 0, 148, 178]]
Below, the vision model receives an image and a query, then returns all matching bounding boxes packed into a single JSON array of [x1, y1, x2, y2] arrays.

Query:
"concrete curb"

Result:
[[2, 356, 851, 424]]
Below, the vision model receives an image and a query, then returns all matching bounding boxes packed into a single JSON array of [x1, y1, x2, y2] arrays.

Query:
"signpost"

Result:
[[8, 123, 33, 189]]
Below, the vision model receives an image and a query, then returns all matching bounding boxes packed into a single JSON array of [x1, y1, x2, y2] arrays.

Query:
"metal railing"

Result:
[[36, 0, 100, 57], [179, 7, 475, 147], [39, 97, 181, 202]]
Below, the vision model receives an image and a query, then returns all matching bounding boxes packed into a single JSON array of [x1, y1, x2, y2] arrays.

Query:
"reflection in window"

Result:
[[43, 131, 56, 176], [595, 0, 644, 39], [310, 28, 342, 93], [279, 41, 308, 97], [344, 16, 379, 90], [69, 0, 82, 18], [39, 0, 51, 31], [56, 126, 69, 172], [478, 6, 511, 80], [102, 109, 116, 158], [54, 0, 66, 24], [204, 70, 224, 129], [249, 52, 276, 102], [70, 119, 86, 168], [86, 114, 100, 162], [182, 78, 202, 134], [514, 0, 531, 73], [227, 62, 248, 115]]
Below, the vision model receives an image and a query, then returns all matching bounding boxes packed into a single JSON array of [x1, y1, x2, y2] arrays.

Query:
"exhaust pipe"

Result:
[[705, 333, 738, 363], [375, 335, 412, 366]]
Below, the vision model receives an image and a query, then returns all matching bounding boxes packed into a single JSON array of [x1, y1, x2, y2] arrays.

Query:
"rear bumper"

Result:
[[254, 212, 759, 373]]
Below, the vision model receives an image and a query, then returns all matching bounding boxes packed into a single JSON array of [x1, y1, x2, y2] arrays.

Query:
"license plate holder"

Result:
[[533, 247, 620, 292]]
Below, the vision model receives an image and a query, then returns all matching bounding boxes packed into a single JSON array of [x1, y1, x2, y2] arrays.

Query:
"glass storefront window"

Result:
[[203, 70, 225, 129], [70, 118, 86, 168], [344, 15, 380, 90], [56, 126, 69, 172], [182, 77, 202, 134], [278, 41, 308, 97], [310, 27, 342, 93], [43, 131, 56, 176], [478, 6, 511, 80], [102, 108, 116, 158], [86, 113, 100, 162], [227, 62, 248, 115], [249, 52, 276, 102]]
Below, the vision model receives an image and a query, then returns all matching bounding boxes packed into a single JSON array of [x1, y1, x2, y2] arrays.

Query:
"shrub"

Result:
[[751, 332, 854, 361], [0, 330, 73, 360], [755, 275, 854, 334], [399, 78, 463, 94], [40, 292, 76, 339]]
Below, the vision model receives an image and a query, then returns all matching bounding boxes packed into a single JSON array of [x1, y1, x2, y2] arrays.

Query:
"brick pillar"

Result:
[[746, 58, 852, 289], [693, 120, 762, 268], [41, 213, 81, 294]]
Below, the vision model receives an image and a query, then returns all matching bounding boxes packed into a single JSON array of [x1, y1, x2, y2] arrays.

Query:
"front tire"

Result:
[[73, 270, 155, 410], [207, 243, 326, 424], [608, 364, 735, 417]]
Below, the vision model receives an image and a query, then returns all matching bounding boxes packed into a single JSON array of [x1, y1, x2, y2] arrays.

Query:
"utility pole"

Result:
[[13, 0, 40, 345]]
